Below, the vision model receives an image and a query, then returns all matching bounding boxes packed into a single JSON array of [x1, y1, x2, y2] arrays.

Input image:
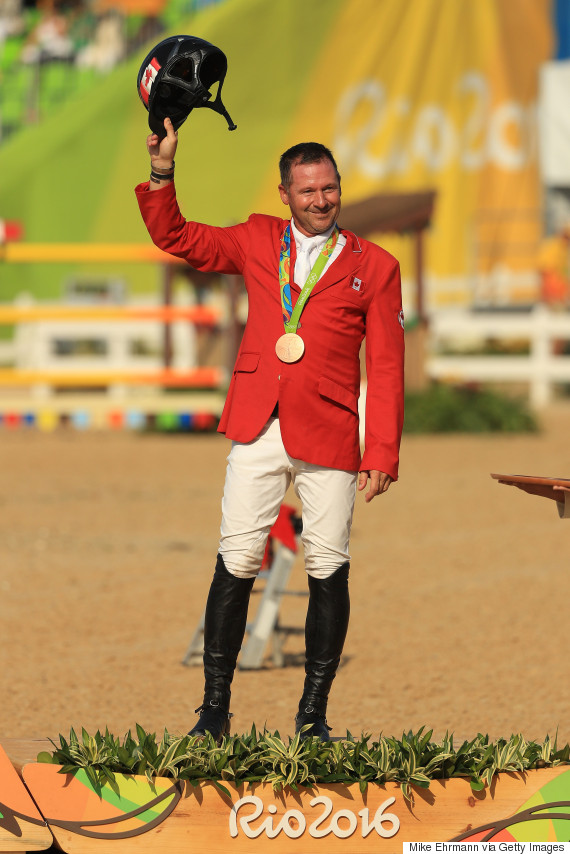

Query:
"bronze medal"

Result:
[[275, 333, 305, 363]]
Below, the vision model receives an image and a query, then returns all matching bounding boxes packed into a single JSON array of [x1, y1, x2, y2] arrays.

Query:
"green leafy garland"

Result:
[[38, 726, 570, 802]]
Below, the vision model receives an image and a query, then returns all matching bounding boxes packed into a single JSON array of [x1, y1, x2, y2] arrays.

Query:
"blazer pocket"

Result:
[[234, 352, 260, 373], [328, 284, 368, 309], [318, 376, 358, 415]]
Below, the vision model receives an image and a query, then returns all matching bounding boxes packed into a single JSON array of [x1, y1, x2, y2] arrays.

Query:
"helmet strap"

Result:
[[201, 80, 237, 131]]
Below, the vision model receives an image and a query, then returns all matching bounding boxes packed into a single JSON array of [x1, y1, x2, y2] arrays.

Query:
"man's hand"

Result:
[[146, 116, 178, 170], [357, 470, 393, 502]]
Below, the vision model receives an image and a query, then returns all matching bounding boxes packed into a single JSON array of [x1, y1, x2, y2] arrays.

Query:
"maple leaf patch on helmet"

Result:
[[139, 57, 161, 106]]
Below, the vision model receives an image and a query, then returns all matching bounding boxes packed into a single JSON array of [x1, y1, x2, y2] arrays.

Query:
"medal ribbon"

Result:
[[279, 224, 339, 333]]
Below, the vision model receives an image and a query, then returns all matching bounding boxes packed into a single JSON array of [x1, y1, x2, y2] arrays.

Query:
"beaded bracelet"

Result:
[[151, 161, 175, 174]]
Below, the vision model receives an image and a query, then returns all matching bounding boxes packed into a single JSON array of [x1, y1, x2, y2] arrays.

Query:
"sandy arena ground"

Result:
[[2, 406, 570, 751]]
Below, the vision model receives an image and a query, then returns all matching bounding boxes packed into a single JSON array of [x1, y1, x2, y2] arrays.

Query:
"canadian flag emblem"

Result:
[[139, 57, 161, 105], [350, 275, 365, 293]]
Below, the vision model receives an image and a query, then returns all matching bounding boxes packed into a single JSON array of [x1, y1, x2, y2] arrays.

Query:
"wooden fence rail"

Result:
[[427, 305, 570, 407], [0, 306, 219, 324]]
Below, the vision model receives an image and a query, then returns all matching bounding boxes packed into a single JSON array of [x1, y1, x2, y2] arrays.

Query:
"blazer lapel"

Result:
[[282, 227, 361, 300], [306, 230, 362, 298], [289, 235, 301, 294], [275, 219, 302, 295]]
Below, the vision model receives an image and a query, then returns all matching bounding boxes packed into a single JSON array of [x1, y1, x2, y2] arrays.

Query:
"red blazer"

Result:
[[136, 182, 404, 479]]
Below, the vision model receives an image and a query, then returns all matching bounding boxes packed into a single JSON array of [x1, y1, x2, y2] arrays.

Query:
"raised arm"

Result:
[[136, 116, 250, 275], [146, 116, 178, 190]]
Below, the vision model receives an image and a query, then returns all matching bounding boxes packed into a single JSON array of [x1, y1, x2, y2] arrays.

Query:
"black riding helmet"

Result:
[[137, 35, 237, 136]]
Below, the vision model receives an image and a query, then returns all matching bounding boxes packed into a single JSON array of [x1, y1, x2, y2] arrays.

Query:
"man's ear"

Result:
[[278, 183, 289, 206]]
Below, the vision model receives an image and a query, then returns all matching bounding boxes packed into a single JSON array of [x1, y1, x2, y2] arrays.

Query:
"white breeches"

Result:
[[218, 417, 357, 579]]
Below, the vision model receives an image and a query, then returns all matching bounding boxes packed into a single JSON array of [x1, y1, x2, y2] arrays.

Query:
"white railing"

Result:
[[427, 305, 570, 408]]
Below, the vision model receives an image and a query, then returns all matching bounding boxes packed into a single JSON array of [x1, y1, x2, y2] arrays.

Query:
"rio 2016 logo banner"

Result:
[[333, 73, 536, 180], [229, 793, 400, 840]]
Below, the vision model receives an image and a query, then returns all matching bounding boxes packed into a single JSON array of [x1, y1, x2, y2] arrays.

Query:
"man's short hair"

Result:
[[279, 142, 341, 188]]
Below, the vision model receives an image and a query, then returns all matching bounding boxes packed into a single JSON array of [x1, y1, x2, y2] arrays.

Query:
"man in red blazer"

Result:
[[136, 117, 405, 742]]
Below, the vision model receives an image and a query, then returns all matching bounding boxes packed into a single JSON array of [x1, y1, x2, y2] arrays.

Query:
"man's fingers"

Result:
[[146, 132, 160, 154], [367, 471, 381, 500], [358, 470, 393, 502], [164, 116, 176, 135], [164, 117, 179, 147], [357, 470, 380, 502], [147, 119, 177, 160]]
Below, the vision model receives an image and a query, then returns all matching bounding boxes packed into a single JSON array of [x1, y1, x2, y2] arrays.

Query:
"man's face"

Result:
[[278, 158, 341, 237]]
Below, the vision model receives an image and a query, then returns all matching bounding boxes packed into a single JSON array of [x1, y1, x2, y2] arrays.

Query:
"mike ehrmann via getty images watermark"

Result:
[[403, 843, 568, 853]]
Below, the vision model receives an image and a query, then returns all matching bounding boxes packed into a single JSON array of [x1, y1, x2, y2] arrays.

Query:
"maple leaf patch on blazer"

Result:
[[349, 275, 365, 294]]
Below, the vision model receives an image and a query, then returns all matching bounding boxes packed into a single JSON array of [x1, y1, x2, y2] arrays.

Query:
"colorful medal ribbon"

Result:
[[279, 224, 339, 333]]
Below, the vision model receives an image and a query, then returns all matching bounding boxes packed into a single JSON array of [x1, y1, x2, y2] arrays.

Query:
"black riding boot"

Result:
[[189, 554, 254, 742], [295, 561, 350, 741]]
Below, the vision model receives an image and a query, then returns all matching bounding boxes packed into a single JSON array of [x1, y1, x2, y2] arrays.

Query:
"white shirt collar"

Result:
[[290, 218, 336, 251]]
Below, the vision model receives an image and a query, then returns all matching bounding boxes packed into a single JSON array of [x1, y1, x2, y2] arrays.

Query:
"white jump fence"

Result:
[[426, 305, 570, 408]]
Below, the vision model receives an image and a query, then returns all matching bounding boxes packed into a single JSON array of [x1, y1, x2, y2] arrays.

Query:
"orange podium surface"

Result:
[[0, 745, 53, 852], [16, 762, 570, 853]]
